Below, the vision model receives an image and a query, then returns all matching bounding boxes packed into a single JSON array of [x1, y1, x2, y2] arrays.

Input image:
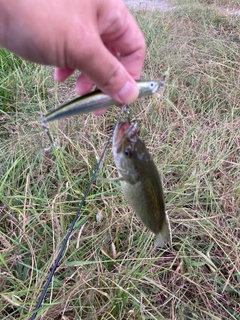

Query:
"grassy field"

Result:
[[0, 0, 239, 319]]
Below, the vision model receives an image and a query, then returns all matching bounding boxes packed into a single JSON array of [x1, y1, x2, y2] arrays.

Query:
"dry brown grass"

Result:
[[0, 1, 239, 319]]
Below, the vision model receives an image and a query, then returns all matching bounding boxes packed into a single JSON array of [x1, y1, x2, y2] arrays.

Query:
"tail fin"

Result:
[[154, 212, 172, 247]]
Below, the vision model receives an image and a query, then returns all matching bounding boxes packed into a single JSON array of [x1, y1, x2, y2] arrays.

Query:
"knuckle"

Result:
[[66, 24, 97, 68]]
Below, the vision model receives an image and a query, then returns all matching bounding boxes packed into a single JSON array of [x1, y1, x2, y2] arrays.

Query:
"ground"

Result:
[[124, 0, 240, 15]]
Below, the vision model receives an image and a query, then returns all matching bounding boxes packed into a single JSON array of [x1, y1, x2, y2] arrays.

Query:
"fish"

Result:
[[43, 79, 165, 123], [112, 120, 171, 247]]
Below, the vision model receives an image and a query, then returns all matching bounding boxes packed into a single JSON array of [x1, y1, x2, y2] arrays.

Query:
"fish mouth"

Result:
[[113, 120, 138, 148], [114, 120, 130, 145]]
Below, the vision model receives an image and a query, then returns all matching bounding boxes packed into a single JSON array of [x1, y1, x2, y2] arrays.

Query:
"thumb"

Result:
[[72, 37, 140, 104]]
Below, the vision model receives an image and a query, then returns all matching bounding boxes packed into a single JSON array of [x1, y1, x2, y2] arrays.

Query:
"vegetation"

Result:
[[0, 0, 239, 319]]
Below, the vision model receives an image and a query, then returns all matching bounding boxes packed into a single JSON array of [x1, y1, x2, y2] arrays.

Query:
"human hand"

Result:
[[0, 0, 146, 113]]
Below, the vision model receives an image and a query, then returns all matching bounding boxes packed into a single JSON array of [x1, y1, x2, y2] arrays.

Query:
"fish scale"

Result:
[[112, 120, 171, 247]]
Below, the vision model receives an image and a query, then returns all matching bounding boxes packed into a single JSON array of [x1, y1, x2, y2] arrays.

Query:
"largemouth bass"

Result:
[[112, 120, 171, 247]]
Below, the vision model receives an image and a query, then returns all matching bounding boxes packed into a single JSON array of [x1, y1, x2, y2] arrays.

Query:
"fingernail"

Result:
[[117, 81, 139, 104]]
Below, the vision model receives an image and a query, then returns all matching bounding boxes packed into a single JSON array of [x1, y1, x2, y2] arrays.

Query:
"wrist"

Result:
[[0, 0, 17, 52]]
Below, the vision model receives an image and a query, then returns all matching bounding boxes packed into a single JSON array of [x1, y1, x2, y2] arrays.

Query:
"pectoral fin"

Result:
[[97, 176, 124, 183]]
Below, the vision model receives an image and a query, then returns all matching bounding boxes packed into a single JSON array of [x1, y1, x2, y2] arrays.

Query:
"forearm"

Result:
[[0, 0, 9, 48]]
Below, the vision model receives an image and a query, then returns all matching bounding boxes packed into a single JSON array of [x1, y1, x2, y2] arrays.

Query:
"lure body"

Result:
[[112, 120, 171, 247], [44, 80, 161, 122]]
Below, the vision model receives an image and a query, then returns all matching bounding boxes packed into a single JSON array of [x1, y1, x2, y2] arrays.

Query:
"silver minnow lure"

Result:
[[43, 79, 165, 122]]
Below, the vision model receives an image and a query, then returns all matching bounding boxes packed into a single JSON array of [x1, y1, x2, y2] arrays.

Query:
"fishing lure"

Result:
[[43, 77, 166, 123]]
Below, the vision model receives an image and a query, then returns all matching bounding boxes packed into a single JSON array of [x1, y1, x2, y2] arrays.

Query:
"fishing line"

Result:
[[31, 117, 119, 320]]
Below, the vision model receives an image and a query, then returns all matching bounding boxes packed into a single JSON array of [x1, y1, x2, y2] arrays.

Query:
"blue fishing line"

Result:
[[31, 118, 118, 320]]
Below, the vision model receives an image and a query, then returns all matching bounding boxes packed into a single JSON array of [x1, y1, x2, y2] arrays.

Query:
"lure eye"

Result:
[[124, 149, 131, 157]]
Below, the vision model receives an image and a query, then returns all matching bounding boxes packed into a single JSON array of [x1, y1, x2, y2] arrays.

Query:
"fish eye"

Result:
[[124, 149, 131, 157]]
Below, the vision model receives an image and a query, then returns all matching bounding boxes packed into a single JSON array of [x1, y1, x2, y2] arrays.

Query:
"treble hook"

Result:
[[40, 117, 60, 151], [121, 104, 131, 123]]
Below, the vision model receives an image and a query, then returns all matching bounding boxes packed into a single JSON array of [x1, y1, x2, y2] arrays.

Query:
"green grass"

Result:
[[0, 1, 239, 319]]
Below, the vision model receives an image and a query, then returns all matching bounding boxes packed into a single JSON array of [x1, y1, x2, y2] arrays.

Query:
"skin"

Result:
[[0, 0, 146, 114]]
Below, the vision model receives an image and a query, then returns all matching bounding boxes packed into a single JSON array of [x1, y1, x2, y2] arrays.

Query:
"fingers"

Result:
[[76, 3, 145, 104], [54, 0, 146, 106], [99, 5, 146, 80], [54, 67, 74, 82], [76, 74, 108, 115], [80, 54, 139, 104], [92, 108, 108, 116], [75, 74, 94, 95], [69, 34, 141, 104]]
